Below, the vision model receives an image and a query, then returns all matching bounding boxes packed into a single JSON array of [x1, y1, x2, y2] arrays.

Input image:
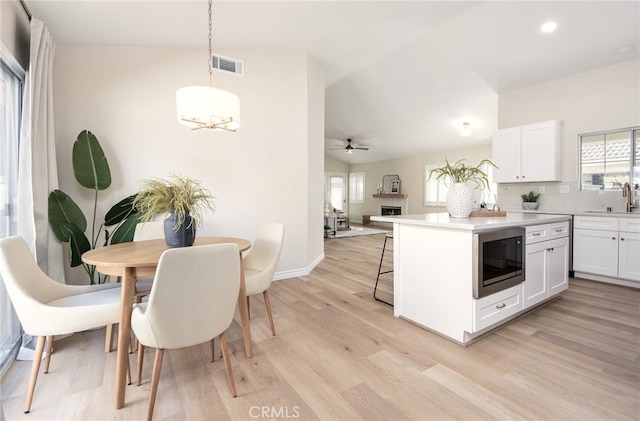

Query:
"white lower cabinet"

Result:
[[573, 228, 618, 277], [548, 237, 569, 294], [524, 241, 548, 306], [473, 284, 523, 332], [574, 216, 640, 283], [471, 221, 569, 332], [524, 222, 569, 308], [618, 231, 640, 280]]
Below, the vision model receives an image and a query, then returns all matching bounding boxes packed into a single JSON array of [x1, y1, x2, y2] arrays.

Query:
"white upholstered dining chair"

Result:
[[0, 236, 122, 414], [131, 243, 240, 421], [243, 223, 285, 336]]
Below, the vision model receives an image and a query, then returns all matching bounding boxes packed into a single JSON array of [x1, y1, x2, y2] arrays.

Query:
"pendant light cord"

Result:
[[208, 0, 213, 87]]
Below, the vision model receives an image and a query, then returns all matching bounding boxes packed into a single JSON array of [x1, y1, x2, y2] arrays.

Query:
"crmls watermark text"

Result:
[[249, 406, 300, 419]]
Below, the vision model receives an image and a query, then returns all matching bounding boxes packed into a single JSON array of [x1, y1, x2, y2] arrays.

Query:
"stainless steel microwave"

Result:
[[473, 227, 525, 299]]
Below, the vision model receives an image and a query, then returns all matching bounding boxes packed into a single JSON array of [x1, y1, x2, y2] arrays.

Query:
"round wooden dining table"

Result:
[[82, 237, 252, 410]]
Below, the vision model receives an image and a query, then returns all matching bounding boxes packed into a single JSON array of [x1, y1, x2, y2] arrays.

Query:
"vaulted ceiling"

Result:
[[24, 1, 640, 163]]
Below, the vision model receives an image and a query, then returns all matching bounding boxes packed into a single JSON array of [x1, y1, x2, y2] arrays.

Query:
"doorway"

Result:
[[325, 172, 347, 214]]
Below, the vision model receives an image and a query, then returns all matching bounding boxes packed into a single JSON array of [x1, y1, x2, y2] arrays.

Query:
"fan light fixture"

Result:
[[176, 0, 240, 131], [460, 121, 472, 137]]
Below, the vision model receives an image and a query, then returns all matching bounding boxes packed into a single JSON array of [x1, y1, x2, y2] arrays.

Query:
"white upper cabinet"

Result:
[[492, 120, 564, 183]]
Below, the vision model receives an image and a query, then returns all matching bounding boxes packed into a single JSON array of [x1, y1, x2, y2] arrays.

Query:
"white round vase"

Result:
[[446, 183, 474, 218]]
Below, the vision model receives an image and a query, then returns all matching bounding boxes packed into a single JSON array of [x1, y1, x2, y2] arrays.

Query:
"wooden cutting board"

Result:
[[469, 210, 507, 217]]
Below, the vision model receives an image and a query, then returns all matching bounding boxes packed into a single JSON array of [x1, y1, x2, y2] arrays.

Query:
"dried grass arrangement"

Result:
[[133, 174, 215, 230]]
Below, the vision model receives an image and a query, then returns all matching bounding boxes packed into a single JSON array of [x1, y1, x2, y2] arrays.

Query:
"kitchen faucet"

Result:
[[622, 182, 638, 213]]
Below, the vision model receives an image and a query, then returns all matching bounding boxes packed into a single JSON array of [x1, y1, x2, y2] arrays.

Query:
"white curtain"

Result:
[[17, 18, 63, 282], [15, 18, 62, 360]]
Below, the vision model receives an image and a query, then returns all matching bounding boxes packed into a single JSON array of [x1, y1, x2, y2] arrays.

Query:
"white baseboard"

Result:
[[273, 252, 325, 281], [574, 272, 639, 289]]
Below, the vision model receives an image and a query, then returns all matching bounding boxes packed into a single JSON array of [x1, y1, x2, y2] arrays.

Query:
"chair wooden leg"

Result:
[[44, 336, 54, 373], [147, 348, 165, 421], [219, 332, 237, 398], [263, 290, 276, 336], [126, 355, 132, 385], [210, 338, 216, 362], [137, 344, 145, 386], [25, 336, 46, 413], [129, 328, 139, 354], [247, 296, 251, 320], [105, 324, 115, 352]]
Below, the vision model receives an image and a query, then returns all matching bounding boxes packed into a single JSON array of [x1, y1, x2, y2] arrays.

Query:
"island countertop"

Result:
[[371, 212, 571, 231]]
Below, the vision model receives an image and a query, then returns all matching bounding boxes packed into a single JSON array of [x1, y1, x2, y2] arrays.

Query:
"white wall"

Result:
[[0, 0, 30, 69], [306, 56, 326, 270], [496, 59, 640, 212], [324, 155, 348, 173], [53, 46, 324, 284]]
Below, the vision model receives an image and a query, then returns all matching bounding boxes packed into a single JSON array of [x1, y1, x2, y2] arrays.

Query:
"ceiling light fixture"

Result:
[[176, 0, 240, 131], [460, 122, 472, 137], [540, 21, 557, 33]]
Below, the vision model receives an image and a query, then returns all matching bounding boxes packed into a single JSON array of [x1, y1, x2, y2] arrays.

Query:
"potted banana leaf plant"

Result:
[[48, 130, 139, 284]]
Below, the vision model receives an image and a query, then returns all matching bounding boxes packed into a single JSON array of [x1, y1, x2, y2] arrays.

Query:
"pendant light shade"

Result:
[[176, 86, 240, 131], [176, 0, 240, 131]]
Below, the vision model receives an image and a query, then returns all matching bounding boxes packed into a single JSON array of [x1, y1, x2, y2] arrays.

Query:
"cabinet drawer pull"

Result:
[[612, 237, 617, 240], [621, 238, 625, 241], [496, 303, 506, 309], [554, 229, 563, 233], [532, 233, 541, 236]]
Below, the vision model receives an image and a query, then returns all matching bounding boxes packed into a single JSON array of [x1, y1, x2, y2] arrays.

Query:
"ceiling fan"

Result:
[[330, 138, 369, 154]]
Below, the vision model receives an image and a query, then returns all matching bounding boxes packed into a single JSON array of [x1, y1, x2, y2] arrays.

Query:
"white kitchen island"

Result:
[[371, 212, 572, 345]]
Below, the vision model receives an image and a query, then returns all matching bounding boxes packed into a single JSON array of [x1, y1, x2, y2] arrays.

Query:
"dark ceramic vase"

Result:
[[164, 211, 196, 247]]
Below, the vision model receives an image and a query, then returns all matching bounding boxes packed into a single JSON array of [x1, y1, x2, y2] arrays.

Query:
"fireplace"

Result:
[[381, 206, 401, 216]]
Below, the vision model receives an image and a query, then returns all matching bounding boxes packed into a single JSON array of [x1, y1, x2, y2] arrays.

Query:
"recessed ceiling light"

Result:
[[615, 44, 636, 54], [540, 21, 557, 33]]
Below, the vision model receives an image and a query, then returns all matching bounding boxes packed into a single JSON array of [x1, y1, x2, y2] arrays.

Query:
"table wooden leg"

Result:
[[104, 275, 121, 353], [115, 267, 135, 409], [237, 255, 252, 358]]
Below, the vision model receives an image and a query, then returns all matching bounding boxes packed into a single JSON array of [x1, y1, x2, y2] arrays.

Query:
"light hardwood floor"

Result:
[[1, 233, 639, 420]]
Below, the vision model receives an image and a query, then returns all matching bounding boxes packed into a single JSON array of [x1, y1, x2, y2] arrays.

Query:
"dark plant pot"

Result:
[[164, 211, 196, 247]]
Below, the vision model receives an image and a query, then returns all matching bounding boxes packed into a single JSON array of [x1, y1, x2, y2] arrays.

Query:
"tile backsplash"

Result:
[[497, 182, 638, 213]]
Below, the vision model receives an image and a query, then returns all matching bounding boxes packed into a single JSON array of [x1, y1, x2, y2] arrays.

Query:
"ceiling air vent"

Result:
[[211, 54, 244, 77]]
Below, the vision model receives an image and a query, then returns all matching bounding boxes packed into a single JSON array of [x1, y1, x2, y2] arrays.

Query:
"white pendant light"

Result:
[[176, 0, 240, 131]]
